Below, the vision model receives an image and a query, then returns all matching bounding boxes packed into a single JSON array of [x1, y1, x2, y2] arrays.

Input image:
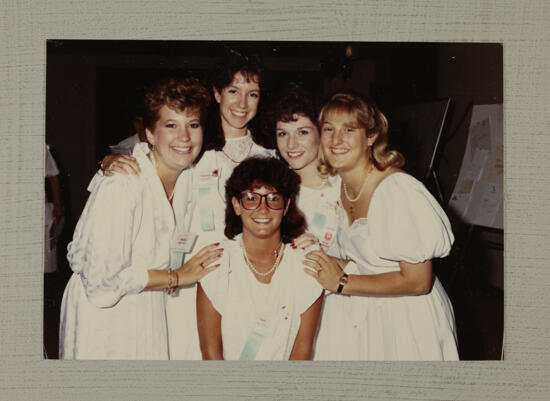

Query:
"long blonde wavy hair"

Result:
[[317, 91, 405, 175]]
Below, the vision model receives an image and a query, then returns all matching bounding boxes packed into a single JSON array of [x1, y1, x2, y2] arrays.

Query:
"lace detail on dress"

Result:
[[221, 132, 254, 166]]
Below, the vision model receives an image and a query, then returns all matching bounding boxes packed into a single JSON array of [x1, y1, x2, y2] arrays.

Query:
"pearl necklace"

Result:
[[342, 164, 375, 203], [240, 238, 285, 277]]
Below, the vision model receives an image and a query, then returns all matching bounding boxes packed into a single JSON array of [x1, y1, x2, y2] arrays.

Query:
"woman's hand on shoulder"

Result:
[[291, 233, 319, 250], [302, 250, 344, 292], [101, 154, 141, 176], [176, 242, 224, 286]]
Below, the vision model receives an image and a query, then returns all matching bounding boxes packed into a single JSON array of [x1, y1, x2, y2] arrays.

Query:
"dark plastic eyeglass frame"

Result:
[[239, 191, 286, 210]]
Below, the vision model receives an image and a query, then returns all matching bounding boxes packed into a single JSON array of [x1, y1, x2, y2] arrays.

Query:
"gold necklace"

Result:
[[240, 238, 284, 277]]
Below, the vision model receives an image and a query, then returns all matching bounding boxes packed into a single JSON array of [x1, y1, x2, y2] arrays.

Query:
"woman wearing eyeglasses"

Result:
[[197, 157, 324, 360]]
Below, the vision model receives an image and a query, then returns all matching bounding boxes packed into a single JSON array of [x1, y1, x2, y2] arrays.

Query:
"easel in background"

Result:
[[389, 97, 451, 204], [447, 103, 504, 291]]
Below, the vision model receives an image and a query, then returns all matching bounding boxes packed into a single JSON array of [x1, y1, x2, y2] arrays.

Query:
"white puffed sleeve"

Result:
[[367, 173, 454, 264], [291, 249, 324, 314], [67, 174, 148, 308], [199, 242, 230, 315]]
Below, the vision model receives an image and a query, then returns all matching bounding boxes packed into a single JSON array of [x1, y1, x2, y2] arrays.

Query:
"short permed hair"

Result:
[[142, 77, 211, 130], [265, 82, 320, 157], [224, 157, 306, 243]]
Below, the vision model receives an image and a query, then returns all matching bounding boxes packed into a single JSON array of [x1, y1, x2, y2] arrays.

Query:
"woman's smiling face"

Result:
[[320, 110, 371, 173], [232, 183, 289, 240], [145, 105, 203, 173], [214, 71, 260, 135], [276, 114, 320, 172]]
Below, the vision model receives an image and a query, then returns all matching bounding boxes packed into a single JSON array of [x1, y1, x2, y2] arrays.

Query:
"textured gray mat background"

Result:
[[1, 0, 549, 400]]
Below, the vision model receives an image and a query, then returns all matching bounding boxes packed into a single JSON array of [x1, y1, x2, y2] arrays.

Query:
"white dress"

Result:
[[59, 143, 193, 360], [314, 172, 458, 360], [199, 235, 323, 360], [296, 175, 342, 257], [165, 132, 275, 360]]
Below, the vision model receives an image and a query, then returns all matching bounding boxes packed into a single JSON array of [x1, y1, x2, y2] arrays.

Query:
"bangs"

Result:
[[250, 179, 277, 193], [320, 99, 377, 132], [236, 70, 260, 85], [320, 104, 360, 127], [277, 112, 304, 124]]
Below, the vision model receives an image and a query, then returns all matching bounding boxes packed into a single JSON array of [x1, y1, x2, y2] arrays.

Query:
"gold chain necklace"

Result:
[[240, 238, 285, 277]]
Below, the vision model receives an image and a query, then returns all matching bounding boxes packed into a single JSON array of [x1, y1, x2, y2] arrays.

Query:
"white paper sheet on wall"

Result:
[[449, 104, 503, 229]]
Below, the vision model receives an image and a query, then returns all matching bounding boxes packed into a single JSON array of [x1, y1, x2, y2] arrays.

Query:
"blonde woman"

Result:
[[304, 92, 458, 360]]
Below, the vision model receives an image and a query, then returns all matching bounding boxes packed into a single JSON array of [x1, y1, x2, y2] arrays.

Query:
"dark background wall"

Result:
[[45, 40, 503, 359], [46, 40, 502, 221]]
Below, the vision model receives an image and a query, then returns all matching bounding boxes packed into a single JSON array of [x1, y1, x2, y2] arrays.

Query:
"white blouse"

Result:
[[314, 172, 458, 360], [164, 134, 275, 360], [59, 143, 193, 359], [296, 175, 342, 257], [199, 235, 323, 360]]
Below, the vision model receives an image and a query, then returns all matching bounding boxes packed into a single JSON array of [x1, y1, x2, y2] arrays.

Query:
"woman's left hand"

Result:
[[303, 250, 343, 292]]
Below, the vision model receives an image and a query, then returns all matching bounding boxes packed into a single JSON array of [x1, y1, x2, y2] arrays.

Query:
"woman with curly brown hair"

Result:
[[59, 77, 222, 360], [197, 157, 323, 360], [304, 91, 458, 360], [98, 50, 275, 359]]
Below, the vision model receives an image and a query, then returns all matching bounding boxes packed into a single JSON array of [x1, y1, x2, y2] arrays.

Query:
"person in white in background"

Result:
[[108, 116, 148, 156], [197, 157, 323, 360], [303, 91, 458, 360], [59, 77, 221, 359], [45, 144, 64, 273], [99, 49, 275, 359]]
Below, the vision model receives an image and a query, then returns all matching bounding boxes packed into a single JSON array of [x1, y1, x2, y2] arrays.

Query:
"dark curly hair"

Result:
[[265, 82, 320, 158], [203, 47, 273, 151], [224, 156, 306, 243]]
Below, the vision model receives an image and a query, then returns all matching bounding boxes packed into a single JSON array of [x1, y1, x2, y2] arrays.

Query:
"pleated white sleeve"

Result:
[[66, 173, 149, 308]]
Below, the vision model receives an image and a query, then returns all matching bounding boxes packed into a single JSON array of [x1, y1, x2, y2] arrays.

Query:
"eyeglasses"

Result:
[[239, 191, 286, 210]]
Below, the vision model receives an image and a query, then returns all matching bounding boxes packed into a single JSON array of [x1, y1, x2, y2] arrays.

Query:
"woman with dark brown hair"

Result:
[[197, 157, 323, 360]]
